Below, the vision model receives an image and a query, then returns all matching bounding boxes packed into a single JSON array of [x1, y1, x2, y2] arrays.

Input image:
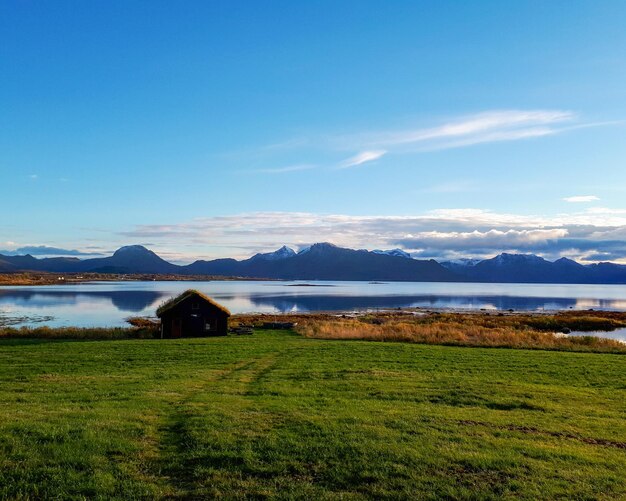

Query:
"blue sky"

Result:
[[2, 1, 626, 262]]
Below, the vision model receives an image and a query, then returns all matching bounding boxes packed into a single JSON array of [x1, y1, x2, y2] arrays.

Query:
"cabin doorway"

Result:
[[172, 318, 182, 338], [188, 314, 204, 335]]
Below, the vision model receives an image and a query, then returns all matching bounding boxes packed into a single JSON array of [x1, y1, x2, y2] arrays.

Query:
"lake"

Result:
[[2, 280, 626, 333]]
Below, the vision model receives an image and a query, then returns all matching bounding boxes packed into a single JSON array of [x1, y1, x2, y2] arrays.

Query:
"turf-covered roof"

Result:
[[156, 289, 231, 317]]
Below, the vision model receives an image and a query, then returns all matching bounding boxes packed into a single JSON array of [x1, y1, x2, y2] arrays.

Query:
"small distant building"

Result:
[[156, 289, 230, 338]]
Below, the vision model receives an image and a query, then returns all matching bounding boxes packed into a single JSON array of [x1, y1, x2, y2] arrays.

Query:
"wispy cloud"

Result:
[[28, 174, 38, 180], [339, 150, 387, 168], [564, 195, 600, 203], [254, 164, 316, 174], [387, 110, 572, 145], [240, 109, 614, 175], [339, 110, 577, 153]]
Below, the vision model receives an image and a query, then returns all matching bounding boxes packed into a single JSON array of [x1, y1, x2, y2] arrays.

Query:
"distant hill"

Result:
[[0, 256, 17, 273], [582, 261, 626, 284], [73, 245, 179, 274], [3, 244, 626, 283], [0, 245, 177, 274]]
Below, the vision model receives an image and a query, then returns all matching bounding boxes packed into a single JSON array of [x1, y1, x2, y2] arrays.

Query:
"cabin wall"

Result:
[[159, 297, 229, 338]]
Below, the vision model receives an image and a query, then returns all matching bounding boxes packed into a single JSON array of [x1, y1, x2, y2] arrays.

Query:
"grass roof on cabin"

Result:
[[156, 289, 231, 317]]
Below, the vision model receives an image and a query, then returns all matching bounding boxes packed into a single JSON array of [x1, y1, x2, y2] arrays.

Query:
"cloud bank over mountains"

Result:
[[108, 207, 626, 263], [0, 245, 103, 257]]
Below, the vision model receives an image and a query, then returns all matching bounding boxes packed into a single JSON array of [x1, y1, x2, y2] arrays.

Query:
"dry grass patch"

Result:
[[298, 316, 626, 353]]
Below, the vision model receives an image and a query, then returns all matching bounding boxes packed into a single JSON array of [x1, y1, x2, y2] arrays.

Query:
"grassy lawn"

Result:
[[1, 330, 625, 499]]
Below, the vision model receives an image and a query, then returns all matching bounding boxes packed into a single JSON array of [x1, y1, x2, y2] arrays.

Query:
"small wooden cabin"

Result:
[[156, 289, 230, 338]]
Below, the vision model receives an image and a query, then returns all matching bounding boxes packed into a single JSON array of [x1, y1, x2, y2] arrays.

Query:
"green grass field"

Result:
[[1, 330, 625, 499]]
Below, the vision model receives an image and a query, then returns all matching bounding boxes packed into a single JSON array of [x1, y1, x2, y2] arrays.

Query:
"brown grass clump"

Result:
[[0, 326, 157, 340], [298, 318, 626, 354]]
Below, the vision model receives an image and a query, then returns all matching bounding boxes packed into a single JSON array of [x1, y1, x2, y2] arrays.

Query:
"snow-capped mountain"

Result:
[[251, 246, 296, 261], [150, 242, 459, 281], [372, 249, 412, 259], [439, 258, 482, 273]]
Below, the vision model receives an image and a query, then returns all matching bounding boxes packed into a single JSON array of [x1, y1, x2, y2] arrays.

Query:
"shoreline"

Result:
[[0, 272, 274, 286], [4, 273, 626, 288], [2, 309, 625, 352], [3, 307, 626, 327], [3, 306, 626, 329]]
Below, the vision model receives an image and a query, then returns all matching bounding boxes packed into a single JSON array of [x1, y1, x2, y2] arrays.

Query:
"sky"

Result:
[[1, 1, 626, 263]]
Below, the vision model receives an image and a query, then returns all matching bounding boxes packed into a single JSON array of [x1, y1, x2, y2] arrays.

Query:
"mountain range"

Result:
[[0, 244, 455, 282], [2, 244, 626, 284], [440, 253, 626, 284]]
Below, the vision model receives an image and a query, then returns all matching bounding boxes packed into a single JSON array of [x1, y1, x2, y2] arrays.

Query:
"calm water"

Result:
[[2, 280, 626, 335]]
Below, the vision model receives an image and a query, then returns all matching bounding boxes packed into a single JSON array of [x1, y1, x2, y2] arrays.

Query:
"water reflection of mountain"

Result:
[[244, 294, 585, 312], [1, 288, 624, 318], [0, 290, 167, 313]]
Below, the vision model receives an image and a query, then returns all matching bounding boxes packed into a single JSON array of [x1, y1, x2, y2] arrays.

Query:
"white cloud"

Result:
[[29, 174, 38, 180], [397, 228, 569, 252], [585, 207, 626, 215], [338, 150, 387, 168], [564, 195, 600, 203]]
